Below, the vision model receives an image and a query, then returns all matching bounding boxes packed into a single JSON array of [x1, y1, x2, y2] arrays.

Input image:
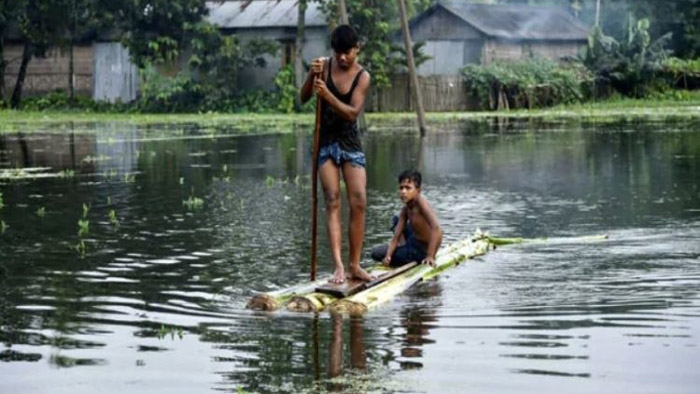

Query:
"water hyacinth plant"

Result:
[[78, 219, 89, 237], [74, 240, 87, 258], [109, 210, 119, 226], [183, 196, 204, 210]]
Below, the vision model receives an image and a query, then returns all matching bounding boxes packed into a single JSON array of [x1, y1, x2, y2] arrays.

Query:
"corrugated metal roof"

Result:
[[206, 1, 327, 29], [436, 1, 589, 41]]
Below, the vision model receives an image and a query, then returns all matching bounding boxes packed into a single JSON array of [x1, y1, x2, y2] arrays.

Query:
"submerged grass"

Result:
[[0, 92, 698, 134]]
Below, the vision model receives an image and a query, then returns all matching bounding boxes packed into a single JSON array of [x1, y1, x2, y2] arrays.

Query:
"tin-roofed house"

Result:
[[206, 0, 329, 90], [408, 1, 589, 75]]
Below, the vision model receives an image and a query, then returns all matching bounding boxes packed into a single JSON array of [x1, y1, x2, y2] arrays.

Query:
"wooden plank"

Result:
[[315, 262, 419, 298], [315, 278, 366, 298]]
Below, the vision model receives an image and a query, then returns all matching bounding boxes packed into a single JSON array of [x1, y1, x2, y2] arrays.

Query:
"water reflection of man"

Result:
[[398, 281, 442, 370], [327, 313, 367, 391]]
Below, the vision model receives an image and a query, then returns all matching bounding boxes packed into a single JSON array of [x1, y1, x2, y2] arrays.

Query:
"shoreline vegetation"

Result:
[[1, 92, 698, 133]]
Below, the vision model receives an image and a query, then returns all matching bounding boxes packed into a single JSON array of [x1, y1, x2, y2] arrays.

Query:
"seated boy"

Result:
[[370, 170, 443, 267]]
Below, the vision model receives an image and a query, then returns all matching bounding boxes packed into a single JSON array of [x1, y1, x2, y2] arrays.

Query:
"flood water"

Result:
[[1, 118, 699, 393]]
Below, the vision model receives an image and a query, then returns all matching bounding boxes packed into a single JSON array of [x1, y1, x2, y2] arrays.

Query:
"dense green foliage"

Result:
[[582, 17, 672, 97], [462, 58, 593, 110]]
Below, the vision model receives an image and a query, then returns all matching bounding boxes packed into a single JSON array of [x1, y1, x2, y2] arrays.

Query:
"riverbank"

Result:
[[1, 91, 698, 133]]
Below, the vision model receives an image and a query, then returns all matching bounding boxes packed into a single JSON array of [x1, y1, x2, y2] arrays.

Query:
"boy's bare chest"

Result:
[[330, 67, 358, 94], [406, 207, 427, 227]]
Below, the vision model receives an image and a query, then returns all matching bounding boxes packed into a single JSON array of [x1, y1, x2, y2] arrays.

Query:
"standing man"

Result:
[[300, 25, 372, 284]]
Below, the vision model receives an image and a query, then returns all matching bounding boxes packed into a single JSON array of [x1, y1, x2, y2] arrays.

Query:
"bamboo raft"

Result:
[[245, 230, 608, 315], [247, 230, 501, 314]]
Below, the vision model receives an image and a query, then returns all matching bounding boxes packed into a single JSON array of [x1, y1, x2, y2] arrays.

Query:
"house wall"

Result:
[[482, 40, 585, 64], [230, 26, 328, 91], [93, 43, 139, 103], [417, 39, 483, 75], [3, 44, 93, 97], [408, 7, 485, 76], [368, 74, 476, 112], [527, 41, 584, 60]]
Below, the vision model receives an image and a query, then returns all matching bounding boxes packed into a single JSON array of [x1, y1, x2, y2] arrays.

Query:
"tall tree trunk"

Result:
[[0, 36, 6, 101], [338, 0, 349, 24], [68, 39, 75, 102], [10, 42, 32, 109], [396, 0, 427, 137], [295, 0, 307, 112]]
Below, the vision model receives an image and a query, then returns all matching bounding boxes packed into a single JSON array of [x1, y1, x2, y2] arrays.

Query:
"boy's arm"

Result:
[[384, 208, 408, 265], [300, 58, 326, 103], [418, 197, 442, 263], [314, 71, 370, 122]]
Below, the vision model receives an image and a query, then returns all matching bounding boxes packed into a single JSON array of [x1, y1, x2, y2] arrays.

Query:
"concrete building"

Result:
[[407, 1, 589, 76]]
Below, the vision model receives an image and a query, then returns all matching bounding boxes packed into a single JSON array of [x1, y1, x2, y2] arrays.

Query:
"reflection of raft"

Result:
[[247, 230, 507, 314]]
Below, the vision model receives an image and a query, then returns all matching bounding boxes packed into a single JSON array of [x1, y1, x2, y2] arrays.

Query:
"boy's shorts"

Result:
[[371, 215, 428, 267], [318, 142, 366, 168]]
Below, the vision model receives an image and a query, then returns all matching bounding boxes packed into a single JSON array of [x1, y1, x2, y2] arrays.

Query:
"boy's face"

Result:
[[399, 179, 420, 203], [334, 45, 359, 69]]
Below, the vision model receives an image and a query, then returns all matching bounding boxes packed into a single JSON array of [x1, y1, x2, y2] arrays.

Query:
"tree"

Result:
[[10, 0, 65, 108], [583, 16, 672, 97], [397, 0, 427, 136], [0, 0, 23, 101], [63, 0, 109, 102], [117, 0, 209, 67]]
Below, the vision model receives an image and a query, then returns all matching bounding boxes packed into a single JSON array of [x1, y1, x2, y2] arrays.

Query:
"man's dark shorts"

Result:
[[371, 215, 427, 267], [318, 142, 366, 168]]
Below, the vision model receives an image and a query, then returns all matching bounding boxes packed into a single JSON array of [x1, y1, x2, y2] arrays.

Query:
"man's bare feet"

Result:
[[349, 266, 375, 282], [330, 266, 346, 284]]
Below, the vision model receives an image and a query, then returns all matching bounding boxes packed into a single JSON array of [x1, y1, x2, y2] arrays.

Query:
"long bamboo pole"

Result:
[[311, 74, 322, 281], [338, 0, 349, 24], [397, 0, 427, 137]]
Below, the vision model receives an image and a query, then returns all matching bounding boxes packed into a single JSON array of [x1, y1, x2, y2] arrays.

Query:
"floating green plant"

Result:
[[103, 168, 118, 179], [0, 192, 3, 209], [36, 207, 46, 217], [265, 175, 275, 187], [82, 155, 111, 163], [179, 177, 184, 185], [106, 196, 112, 205], [1, 220, 7, 233], [74, 240, 87, 258], [108, 210, 119, 226], [82, 203, 90, 218], [58, 169, 75, 178], [78, 219, 89, 237], [183, 196, 204, 210], [123, 173, 136, 183], [157, 325, 184, 340]]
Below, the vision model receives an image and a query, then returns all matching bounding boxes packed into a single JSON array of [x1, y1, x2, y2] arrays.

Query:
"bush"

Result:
[[660, 57, 700, 89], [462, 58, 593, 110], [137, 65, 205, 113], [19, 90, 131, 112]]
